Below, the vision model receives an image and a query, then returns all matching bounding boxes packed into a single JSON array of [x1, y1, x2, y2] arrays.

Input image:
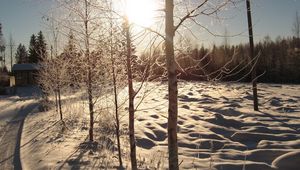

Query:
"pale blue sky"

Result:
[[0, 0, 53, 47], [0, 0, 299, 48], [186, 0, 300, 47]]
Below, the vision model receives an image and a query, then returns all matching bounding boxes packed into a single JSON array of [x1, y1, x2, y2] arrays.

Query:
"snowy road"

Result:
[[0, 98, 38, 170], [0, 87, 41, 169]]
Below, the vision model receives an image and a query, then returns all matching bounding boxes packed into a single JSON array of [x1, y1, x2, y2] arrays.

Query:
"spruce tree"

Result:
[[64, 30, 76, 55], [36, 31, 47, 62], [15, 43, 28, 64], [28, 34, 38, 63], [61, 30, 79, 84]]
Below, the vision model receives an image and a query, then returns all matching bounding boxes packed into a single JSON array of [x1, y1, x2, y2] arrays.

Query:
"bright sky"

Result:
[[0, 0, 299, 49], [203, 0, 300, 46]]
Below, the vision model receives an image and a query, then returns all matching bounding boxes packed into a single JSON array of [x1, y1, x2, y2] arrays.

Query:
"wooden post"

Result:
[[246, 0, 259, 111]]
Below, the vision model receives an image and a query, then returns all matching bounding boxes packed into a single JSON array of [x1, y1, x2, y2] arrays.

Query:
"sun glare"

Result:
[[125, 0, 157, 27]]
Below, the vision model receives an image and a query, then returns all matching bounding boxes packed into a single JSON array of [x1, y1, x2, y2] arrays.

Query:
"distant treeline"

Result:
[[140, 36, 300, 84]]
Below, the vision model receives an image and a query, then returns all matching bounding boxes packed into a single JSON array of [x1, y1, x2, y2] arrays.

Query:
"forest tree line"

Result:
[[15, 31, 48, 64], [13, 33, 300, 84], [138, 36, 300, 84]]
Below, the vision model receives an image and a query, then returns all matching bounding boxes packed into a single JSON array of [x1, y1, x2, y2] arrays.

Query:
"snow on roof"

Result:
[[12, 64, 40, 71]]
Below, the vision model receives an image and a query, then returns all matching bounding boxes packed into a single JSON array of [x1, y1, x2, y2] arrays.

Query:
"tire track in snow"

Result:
[[0, 101, 38, 170]]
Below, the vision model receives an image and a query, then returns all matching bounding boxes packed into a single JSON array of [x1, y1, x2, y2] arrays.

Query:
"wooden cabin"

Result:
[[12, 64, 39, 86]]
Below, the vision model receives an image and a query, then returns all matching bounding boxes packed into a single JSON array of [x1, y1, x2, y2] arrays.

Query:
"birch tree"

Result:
[[38, 56, 70, 120], [164, 0, 237, 169], [124, 17, 138, 169], [55, 0, 109, 142], [106, 1, 128, 167]]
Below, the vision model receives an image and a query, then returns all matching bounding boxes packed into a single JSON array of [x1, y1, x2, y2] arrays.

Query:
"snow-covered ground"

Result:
[[133, 82, 300, 170], [0, 86, 41, 169], [4, 82, 300, 169], [0, 86, 41, 139]]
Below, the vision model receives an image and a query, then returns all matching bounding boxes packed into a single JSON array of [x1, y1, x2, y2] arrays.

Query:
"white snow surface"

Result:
[[0, 86, 41, 138], [3, 82, 300, 169]]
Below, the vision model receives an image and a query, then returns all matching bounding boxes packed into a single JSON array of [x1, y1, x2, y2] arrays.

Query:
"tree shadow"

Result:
[[259, 111, 300, 133], [57, 135, 123, 170], [20, 120, 60, 148]]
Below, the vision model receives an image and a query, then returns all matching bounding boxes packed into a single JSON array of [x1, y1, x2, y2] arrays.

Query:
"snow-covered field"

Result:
[[5, 82, 300, 169], [133, 82, 300, 170]]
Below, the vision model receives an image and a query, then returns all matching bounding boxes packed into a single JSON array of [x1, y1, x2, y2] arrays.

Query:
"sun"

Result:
[[125, 0, 157, 27]]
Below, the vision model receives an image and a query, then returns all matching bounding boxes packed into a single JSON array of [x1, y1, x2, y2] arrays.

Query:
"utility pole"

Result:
[[246, 0, 259, 111], [9, 34, 15, 72]]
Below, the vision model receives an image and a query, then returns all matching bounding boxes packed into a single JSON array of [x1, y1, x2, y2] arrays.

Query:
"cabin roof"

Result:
[[12, 63, 39, 71]]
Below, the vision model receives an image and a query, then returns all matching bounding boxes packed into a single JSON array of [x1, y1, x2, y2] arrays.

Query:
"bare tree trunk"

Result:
[[112, 58, 122, 167], [125, 17, 137, 170], [57, 85, 63, 120], [246, 0, 259, 111], [88, 70, 93, 141], [109, 4, 123, 166], [51, 19, 62, 119], [165, 0, 179, 169], [54, 58, 59, 116], [84, 0, 94, 142], [55, 57, 63, 120], [55, 90, 59, 114]]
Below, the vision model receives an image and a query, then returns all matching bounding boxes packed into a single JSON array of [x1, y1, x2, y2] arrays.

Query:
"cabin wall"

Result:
[[14, 71, 37, 86]]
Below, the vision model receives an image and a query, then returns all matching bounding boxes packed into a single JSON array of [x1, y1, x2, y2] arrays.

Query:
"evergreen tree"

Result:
[[36, 31, 47, 62], [15, 43, 28, 64], [63, 30, 77, 55], [28, 31, 48, 63], [61, 31, 80, 84], [28, 34, 38, 63]]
